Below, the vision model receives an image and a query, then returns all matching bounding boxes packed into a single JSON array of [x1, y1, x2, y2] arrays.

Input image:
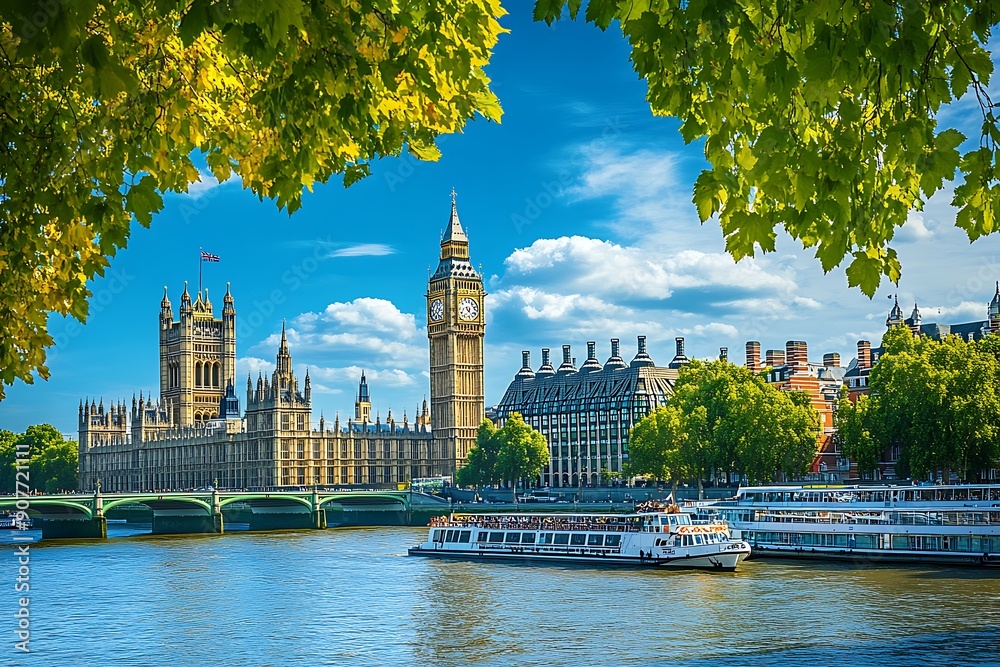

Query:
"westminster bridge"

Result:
[[0, 488, 451, 539]]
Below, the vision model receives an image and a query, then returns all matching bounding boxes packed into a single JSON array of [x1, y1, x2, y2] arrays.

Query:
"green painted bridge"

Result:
[[0, 489, 451, 539]]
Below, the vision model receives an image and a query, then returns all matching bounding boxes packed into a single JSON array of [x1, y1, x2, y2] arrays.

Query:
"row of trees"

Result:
[[627, 361, 820, 493], [0, 424, 79, 494], [837, 327, 1000, 482], [455, 413, 549, 496]]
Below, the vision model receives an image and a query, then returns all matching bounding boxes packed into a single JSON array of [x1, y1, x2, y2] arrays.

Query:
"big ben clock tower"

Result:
[[427, 191, 486, 475]]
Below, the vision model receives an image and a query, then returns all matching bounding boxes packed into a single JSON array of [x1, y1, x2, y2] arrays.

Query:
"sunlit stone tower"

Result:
[[159, 282, 236, 425], [426, 192, 486, 475]]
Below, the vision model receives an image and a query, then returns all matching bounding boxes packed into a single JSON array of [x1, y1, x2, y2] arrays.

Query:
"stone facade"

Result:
[[78, 199, 484, 492]]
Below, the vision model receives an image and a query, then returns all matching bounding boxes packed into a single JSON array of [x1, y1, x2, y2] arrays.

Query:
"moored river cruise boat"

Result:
[[408, 506, 751, 571], [691, 484, 1000, 566]]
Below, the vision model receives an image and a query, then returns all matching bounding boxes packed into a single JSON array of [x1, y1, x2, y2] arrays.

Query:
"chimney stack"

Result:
[[631, 335, 654, 367], [857, 340, 871, 371], [604, 338, 626, 370], [517, 351, 535, 378], [581, 341, 603, 372], [786, 340, 808, 372], [745, 341, 761, 373], [765, 349, 786, 367], [558, 344, 577, 373], [822, 353, 840, 368], [668, 336, 689, 369]]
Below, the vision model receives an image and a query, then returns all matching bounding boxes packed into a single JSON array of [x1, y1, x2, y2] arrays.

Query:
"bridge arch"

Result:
[[317, 493, 410, 508], [103, 496, 213, 515], [0, 498, 93, 519], [219, 494, 315, 511]]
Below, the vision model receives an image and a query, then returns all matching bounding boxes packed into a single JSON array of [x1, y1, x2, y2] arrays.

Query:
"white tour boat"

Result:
[[408, 507, 751, 571], [692, 483, 1000, 566]]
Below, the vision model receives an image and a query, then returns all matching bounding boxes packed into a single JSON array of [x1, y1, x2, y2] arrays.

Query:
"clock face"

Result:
[[459, 297, 479, 321], [429, 299, 444, 322]]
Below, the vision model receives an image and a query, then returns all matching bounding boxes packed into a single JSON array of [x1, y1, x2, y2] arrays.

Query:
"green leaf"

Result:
[[845, 252, 883, 297], [533, 0, 565, 24], [179, 0, 211, 47], [126, 175, 164, 227]]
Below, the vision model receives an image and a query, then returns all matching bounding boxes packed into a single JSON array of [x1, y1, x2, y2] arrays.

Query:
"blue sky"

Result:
[[3, 8, 1000, 436]]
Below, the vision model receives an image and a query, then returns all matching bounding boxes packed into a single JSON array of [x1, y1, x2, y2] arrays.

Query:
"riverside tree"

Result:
[[840, 326, 1000, 481], [456, 414, 549, 495], [0, 1, 504, 401], [535, 1, 999, 296], [627, 360, 820, 491], [494, 412, 550, 498], [455, 419, 503, 488], [0, 424, 79, 493]]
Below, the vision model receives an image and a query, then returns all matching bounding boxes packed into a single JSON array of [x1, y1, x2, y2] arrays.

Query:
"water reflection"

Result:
[[7, 528, 1000, 667]]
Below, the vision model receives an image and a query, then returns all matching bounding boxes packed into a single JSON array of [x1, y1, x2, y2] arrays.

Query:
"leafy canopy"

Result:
[[627, 360, 820, 486], [844, 326, 1000, 481], [0, 0, 505, 401], [0, 424, 79, 493], [536, 0, 998, 297], [457, 414, 549, 488]]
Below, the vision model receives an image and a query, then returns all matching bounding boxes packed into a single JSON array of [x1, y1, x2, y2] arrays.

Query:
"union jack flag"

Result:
[[200, 250, 220, 262]]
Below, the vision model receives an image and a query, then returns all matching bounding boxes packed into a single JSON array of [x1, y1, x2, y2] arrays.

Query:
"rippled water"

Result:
[[3, 526, 1000, 666]]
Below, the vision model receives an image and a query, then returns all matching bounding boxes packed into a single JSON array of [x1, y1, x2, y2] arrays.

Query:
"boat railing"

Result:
[[439, 519, 641, 533]]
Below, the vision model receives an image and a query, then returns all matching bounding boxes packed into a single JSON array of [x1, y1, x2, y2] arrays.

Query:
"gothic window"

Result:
[[195, 361, 202, 387], [213, 363, 220, 388]]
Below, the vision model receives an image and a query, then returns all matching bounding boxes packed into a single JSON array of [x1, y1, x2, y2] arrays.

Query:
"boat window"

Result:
[[505, 532, 520, 543], [554, 533, 570, 545], [459, 531, 471, 543], [587, 534, 603, 546], [445, 530, 457, 543], [570, 534, 586, 546], [694, 535, 704, 545], [477, 532, 488, 542], [488, 532, 504, 543], [604, 535, 621, 547], [521, 533, 535, 544], [539, 533, 554, 545], [432, 530, 442, 542]]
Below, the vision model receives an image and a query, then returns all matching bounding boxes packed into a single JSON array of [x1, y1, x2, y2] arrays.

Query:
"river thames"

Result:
[[4, 525, 1000, 666]]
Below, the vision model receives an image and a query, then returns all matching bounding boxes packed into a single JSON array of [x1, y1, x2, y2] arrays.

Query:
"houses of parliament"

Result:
[[77, 200, 486, 492]]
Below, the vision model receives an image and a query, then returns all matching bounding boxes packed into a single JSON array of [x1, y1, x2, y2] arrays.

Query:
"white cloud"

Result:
[[923, 301, 988, 321], [184, 169, 232, 199], [320, 298, 418, 338], [325, 243, 397, 258], [242, 297, 429, 421], [308, 366, 418, 388], [499, 236, 795, 300], [679, 322, 740, 338], [236, 356, 274, 378]]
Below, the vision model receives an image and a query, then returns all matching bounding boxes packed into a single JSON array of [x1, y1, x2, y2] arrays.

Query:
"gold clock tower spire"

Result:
[[427, 191, 486, 475]]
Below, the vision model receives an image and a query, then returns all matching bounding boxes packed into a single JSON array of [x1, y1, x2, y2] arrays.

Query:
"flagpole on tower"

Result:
[[199, 247, 203, 298]]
